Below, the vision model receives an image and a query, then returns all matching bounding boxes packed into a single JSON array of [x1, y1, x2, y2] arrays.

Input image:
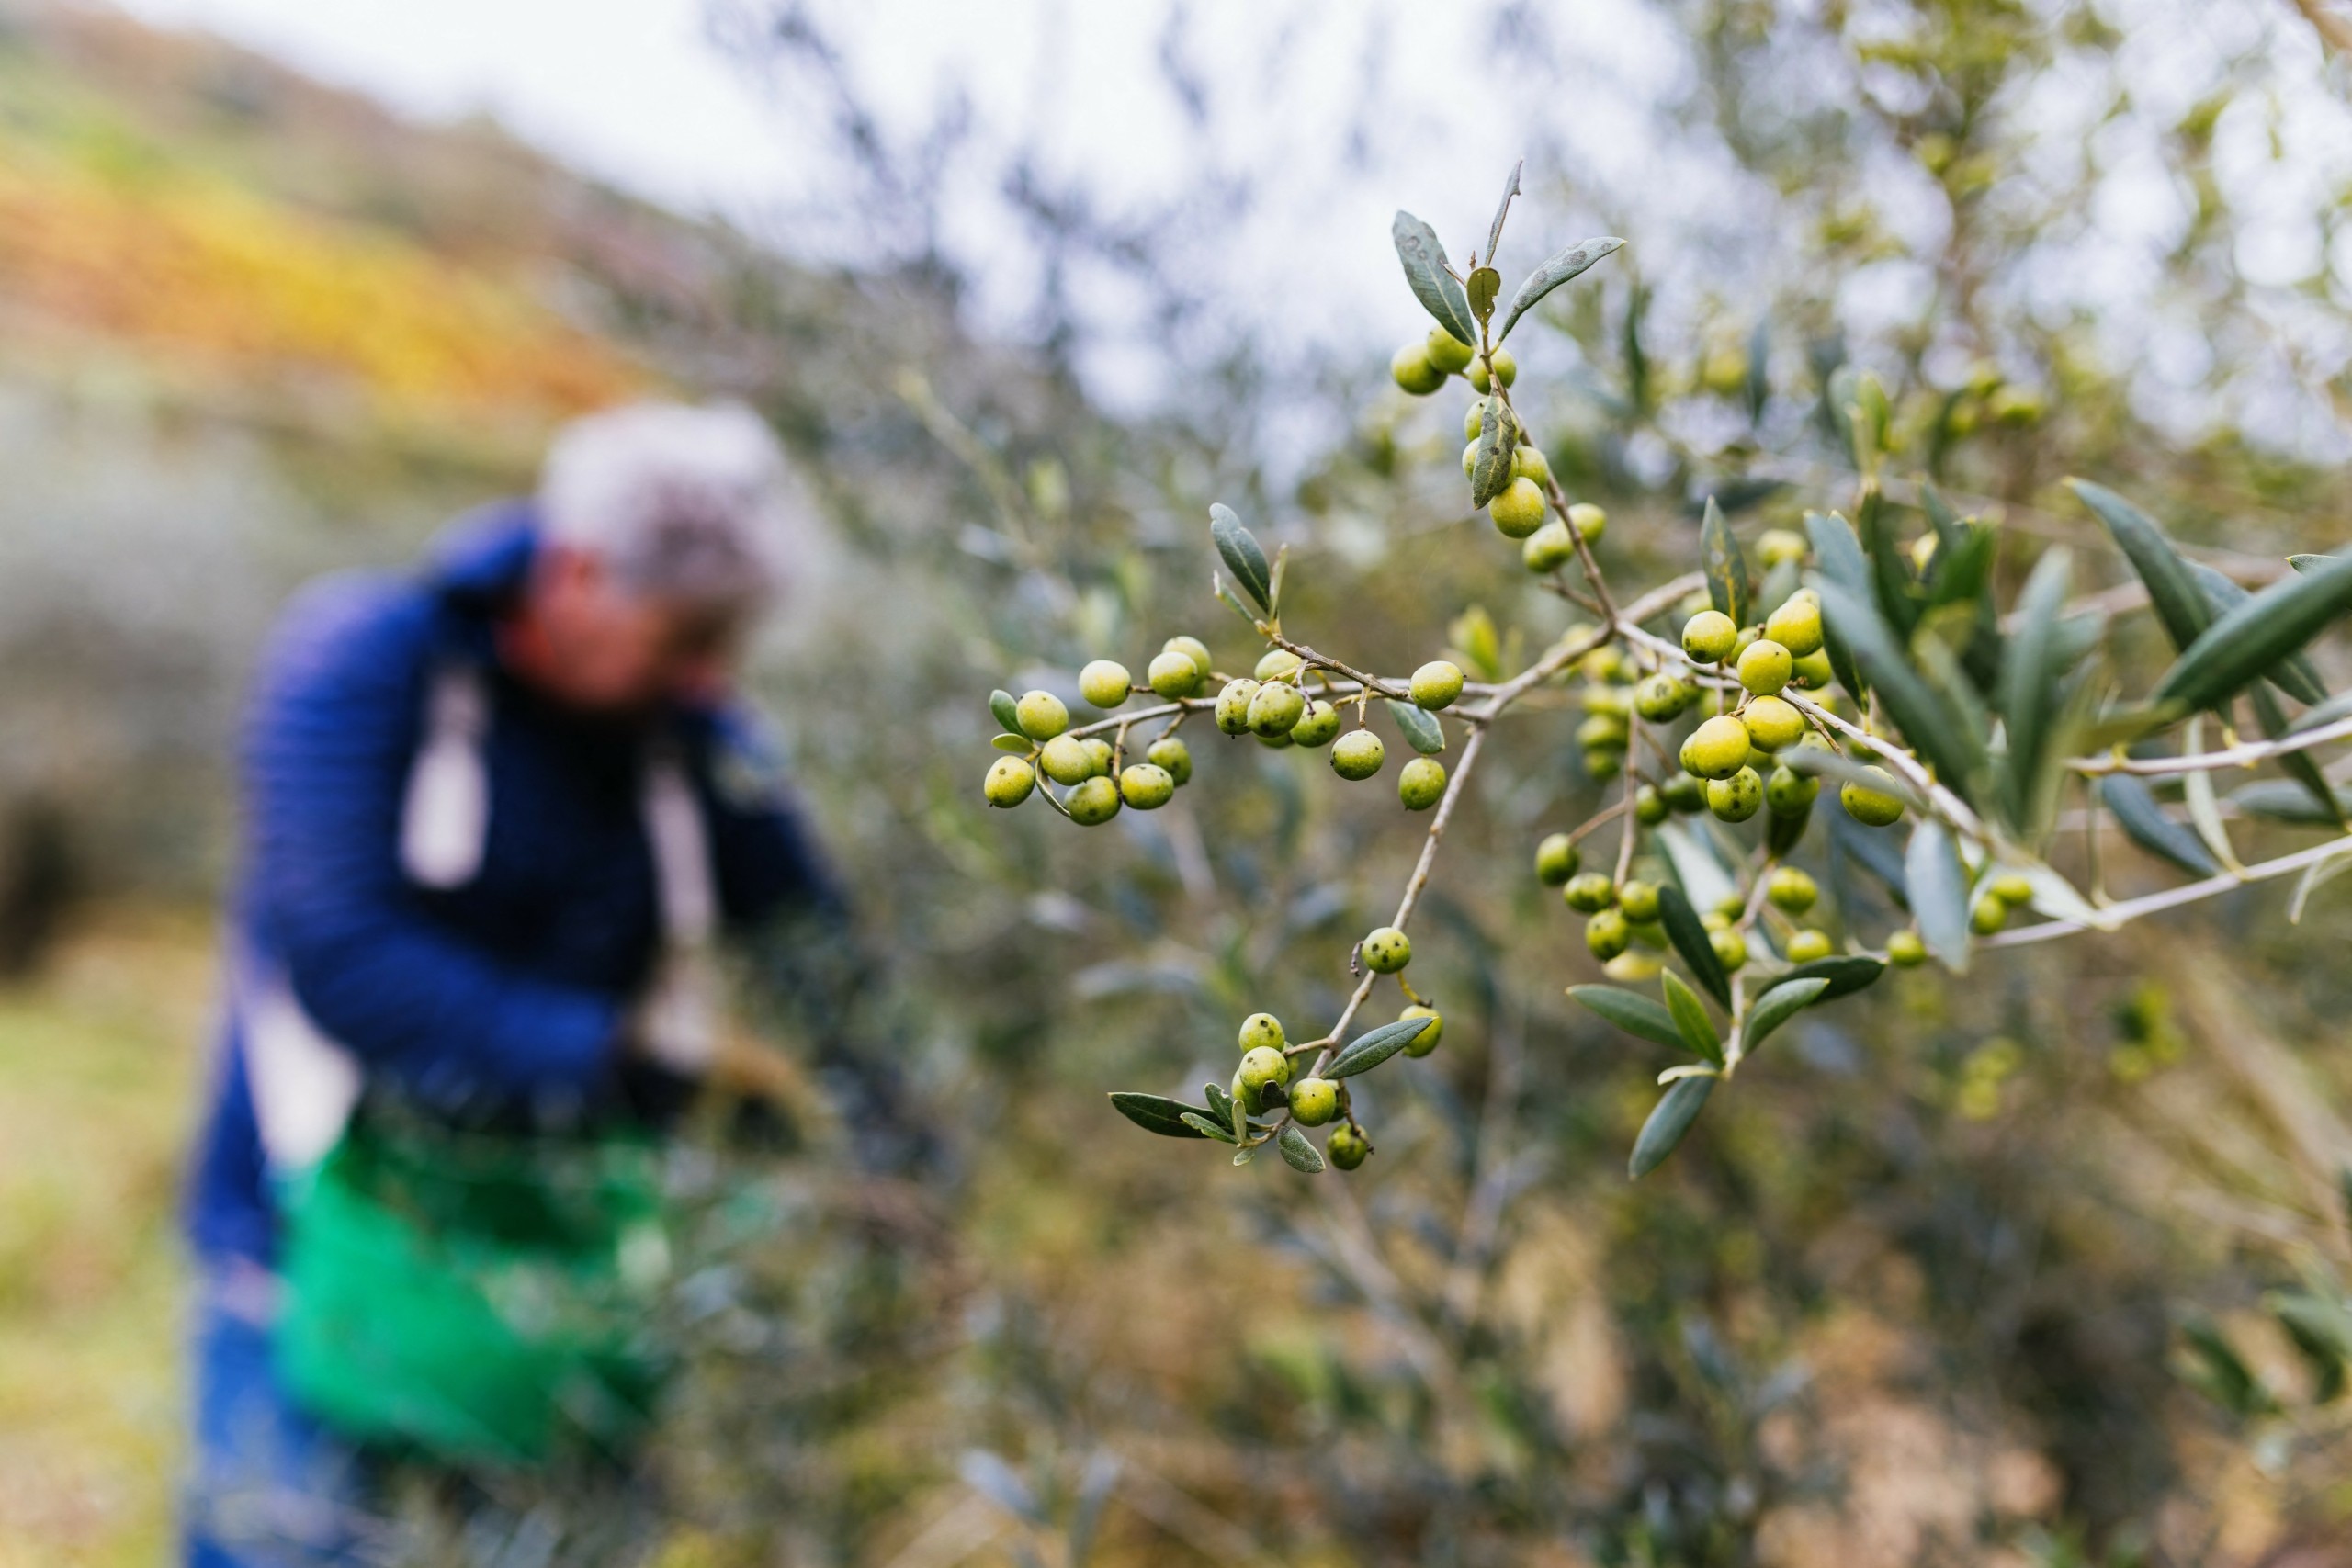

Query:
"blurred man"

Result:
[[183, 401, 842, 1566]]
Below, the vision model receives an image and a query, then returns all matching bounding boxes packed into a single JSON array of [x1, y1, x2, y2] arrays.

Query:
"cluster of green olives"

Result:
[[1390, 325, 1613, 552], [1228, 979, 1442, 1171], [983, 671, 1200, 826]]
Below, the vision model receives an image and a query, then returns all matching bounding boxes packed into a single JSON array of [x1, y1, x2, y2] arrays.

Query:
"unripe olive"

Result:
[[1255, 648, 1305, 682], [985, 756, 1035, 807], [1522, 521, 1577, 573], [1582, 748, 1623, 782], [1488, 478, 1548, 538], [1147, 736, 1192, 784], [1079, 660, 1132, 708], [1257, 729, 1295, 750], [1619, 879, 1661, 923], [1426, 326, 1476, 375], [1400, 1004, 1443, 1057], [1462, 441, 1480, 480], [1577, 713, 1628, 750], [1080, 739, 1114, 777], [1682, 610, 1738, 663], [1634, 671, 1690, 723], [1971, 892, 2010, 934], [1290, 1077, 1340, 1125], [1331, 729, 1385, 780], [1580, 683, 1634, 720], [1535, 832, 1580, 886], [1742, 694, 1805, 752], [1289, 700, 1341, 748], [1067, 775, 1121, 826], [1886, 929, 1928, 966], [1214, 678, 1261, 735], [1248, 681, 1307, 738], [1566, 502, 1607, 545], [1581, 646, 1629, 684], [1586, 908, 1632, 960], [1708, 766, 1764, 822], [1661, 773, 1708, 814], [1231, 1069, 1264, 1117], [1326, 1123, 1371, 1169], [1702, 910, 1731, 932], [1758, 868, 1815, 918], [1790, 649, 1835, 689], [1736, 638, 1793, 695], [1764, 594, 1825, 658], [1765, 764, 1819, 815], [1238, 1011, 1285, 1053], [1710, 926, 1748, 972], [1466, 345, 1517, 392], [1988, 872, 2034, 908], [1410, 660, 1464, 710], [1148, 649, 1204, 698], [1680, 715, 1753, 780], [1015, 689, 1069, 740], [1634, 785, 1668, 826], [1361, 927, 1412, 973], [1039, 734, 1094, 785], [1784, 928, 1834, 964], [1464, 401, 1486, 441], [1563, 872, 1617, 913], [1840, 769, 1906, 828], [1238, 1044, 1291, 1093], [1715, 890, 1749, 919], [1510, 445, 1552, 488], [1398, 756, 1447, 810], [1119, 762, 1176, 810], [1391, 343, 1445, 395], [1756, 528, 1808, 568], [1163, 636, 1214, 683]]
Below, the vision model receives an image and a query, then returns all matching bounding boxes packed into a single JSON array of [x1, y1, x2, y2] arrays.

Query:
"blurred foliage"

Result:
[[6, 0, 2352, 1564]]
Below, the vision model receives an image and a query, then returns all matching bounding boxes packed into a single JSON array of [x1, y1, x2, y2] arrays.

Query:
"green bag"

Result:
[[275, 1110, 674, 1467]]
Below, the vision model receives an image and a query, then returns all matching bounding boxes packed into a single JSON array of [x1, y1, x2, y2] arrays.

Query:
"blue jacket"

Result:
[[186, 504, 842, 1265]]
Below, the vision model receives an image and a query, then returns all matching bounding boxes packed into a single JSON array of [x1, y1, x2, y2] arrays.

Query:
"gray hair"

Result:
[[537, 401, 796, 610]]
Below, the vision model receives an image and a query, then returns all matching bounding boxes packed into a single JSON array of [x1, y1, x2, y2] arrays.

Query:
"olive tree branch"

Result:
[[2066, 715, 2352, 777], [1981, 834, 2352, 949]]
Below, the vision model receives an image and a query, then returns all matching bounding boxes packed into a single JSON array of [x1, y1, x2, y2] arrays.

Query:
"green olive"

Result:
[[1510, 445, 1552, 488], [1784, 928, 1833, 964], [1971, 892, 2010, 934], [1466, 345, 1517, 392], [1680, 715, 1752, 780], [1290, 1077, 1340, 1125], [1634, 672, 1690, 723], [1563, 873, 1617, 914], [1409, 660, 1464, 711], [1707, 765, 1764, 822], [1742, 694, 1805, 752], [1764, 593, 1825, 658], [1038, 734, 1094, 785], [1634, 785, 1669, 827], [984, 756, 1035, 807], [1398, 756, 1447, 810], [1399, 1005, 1443, 1057], [1079, 660, 1132, 709], [1015, 689, 1069, 740], [1331, 729, 1385, 781], [1255, 648, 1305, 682], [1586, 908, 1632, 960], [1079, 739, 1114, 777], [1067, 775, 1121, 826], [1426, 327, 1476, 375], [1238, 1044, 1291, 1093], [1736, 638, 1793, 695], [1147, 736, 1193, 784], [1756, 528, 1808, 568], [1535, 832, 1580, 886], [1790, 649, 1836, 689], [1710, 926, 1748, 972], [1840, 769, 1906, 828], [1488, 478, 1548, 538], [1163, 636, 1214, 683], [1661, 773, 1708, 814], [1522, 521, 1577, 573], [1247, 681, 1307, 738], [1766, 866, 1818, 914], [1619, 879, 1662, 923], [1566, 502, 1606, 545], [1765, 764, 1819, 815], [1681, 610, 1738, 663], [1989, 872, 2034, 908], [1238, 1011, 1286, 1053], [1119, 763, 1176, 810], [1214, 678, 1261, 736], [1361, 927, 1412, 974], [1391, 343, 1445, 395], [1886, 929, 1928, 966], [1327, 1123, 1371, 1169], [1289, 700, 1341, 748], [1148, 649, 1204, 698]]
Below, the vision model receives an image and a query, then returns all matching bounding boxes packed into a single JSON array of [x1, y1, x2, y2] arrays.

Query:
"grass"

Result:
[[0, 907, 214, 1568]]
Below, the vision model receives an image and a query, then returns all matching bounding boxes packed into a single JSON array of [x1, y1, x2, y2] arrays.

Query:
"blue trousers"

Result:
[[184, 1262, 382, 1568]]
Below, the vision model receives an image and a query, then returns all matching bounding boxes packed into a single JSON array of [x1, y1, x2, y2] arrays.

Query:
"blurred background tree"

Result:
[[6, 0, 2352, 1563]]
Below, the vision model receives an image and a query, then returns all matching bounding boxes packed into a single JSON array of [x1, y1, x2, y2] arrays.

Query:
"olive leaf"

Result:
[[1209, 503, 1273, 613], [2289, 690, 2352, 734], [1566, 985, 1687, 1050], [1495, 236, 1624, 344], [2246, 683, 2345, 828], [1385, 698, 1447, 755], [1470, 394, 1517, 508], [1996, 546, 2073, 835], [2069, 479, 2211, 655], [1109, 1092, 1216, 1139], [1904, 818, 1972, 972], [1484, 158, 1521, 268], [1743, 317, 1770, 425], [1656, 884, 1732, 1009], [1629, 1075, 1715, 1179], [1804, 510, 1870, 698], [1391, 209, 1479, 346], [1813, 579, 1990, 809], [1328, 1016, 1437, 1078], [1178, 1112, 1238, 1145], [1855, 483, 1920, 643], [2193, 564, 2324, 705], [2290, 553, 2341, 574], [1700, 496, 1749, 628], [989, 689, 1023, 732], [1467, 266, 1502, 323], [2233, 779, 2352, 825], [1660, 968, 1724, 1064], [2153, 549, 2352, 716], [1781, 746, 1928, 809], [990, 733, 1035, 754], [1743, 976, 1831, 1053], [1779, 953, 1885, 998], [1212, 574, 1260, 627], [1827, 807, 1909, 909], [2093, 774, 2214, 876], [1277, 1124, 1327, 1174]]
